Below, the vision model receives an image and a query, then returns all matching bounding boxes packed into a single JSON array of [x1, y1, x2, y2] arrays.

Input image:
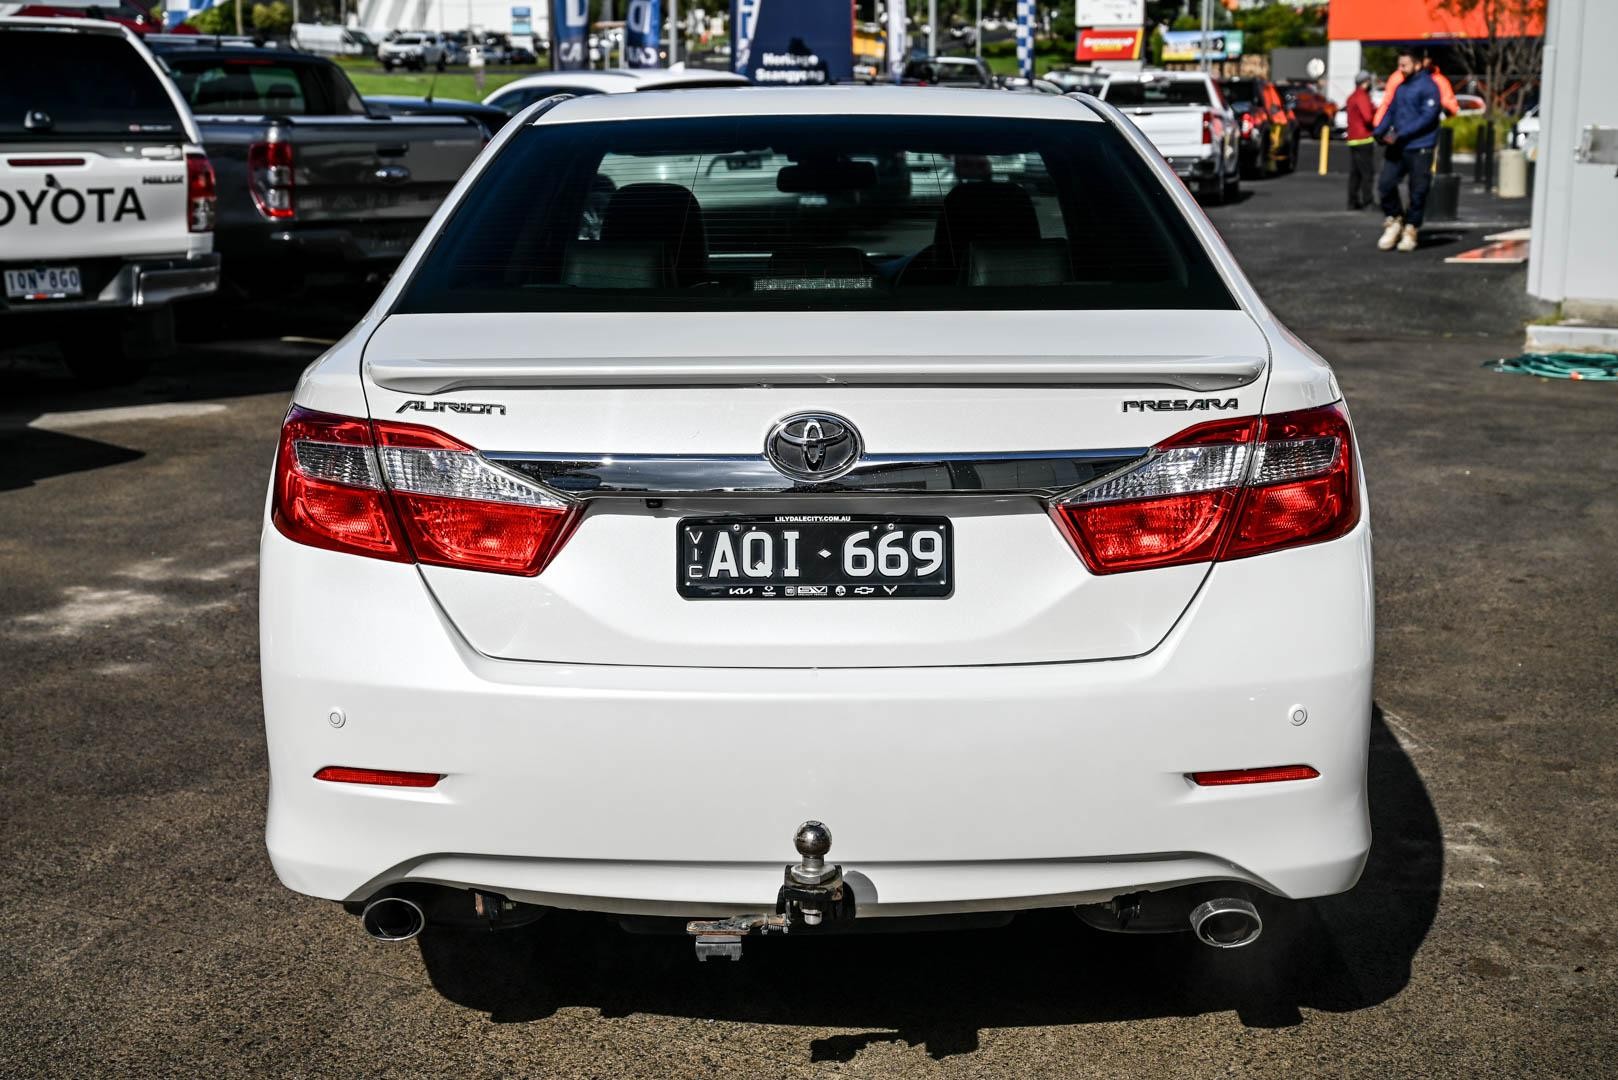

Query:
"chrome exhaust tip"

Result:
[[1188, 897, 1262, 949], [361, 895, 426, 942]]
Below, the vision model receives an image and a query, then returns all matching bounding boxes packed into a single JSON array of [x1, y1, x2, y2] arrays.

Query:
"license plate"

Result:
[[678, 515, 952, 600], [4, 266, 82, 300]]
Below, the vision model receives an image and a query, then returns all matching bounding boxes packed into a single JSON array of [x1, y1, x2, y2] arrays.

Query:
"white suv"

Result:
[[378, 31, 446, 72], [1, 17, 219, 383], [260, 88, 1372, 959]]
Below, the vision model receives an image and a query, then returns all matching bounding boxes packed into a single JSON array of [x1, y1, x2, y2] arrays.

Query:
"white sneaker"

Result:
[[1397, 224, 1419, 252], [1377, 216, 1403, 251]]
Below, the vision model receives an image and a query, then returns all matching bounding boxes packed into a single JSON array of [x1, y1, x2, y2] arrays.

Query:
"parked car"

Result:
[[1, 16, 219, 383], [482, 67, 750, 116], [0, 0, 175, 36], [1220, 77, 1300, 177], [1511, 104, 1541, 160], [291, 22, 374, 58], [149, 40, 482, 295], [1044, 66, 1109, 95], [260, 86, 1372, 962], [901, 56, 995, 88], [1102, 71, 1241, 202], [364, 95, 510, 140], [1281, 81, 1337, 137], [377, 31, 446, 72], [1454, 93, 1487, 117]]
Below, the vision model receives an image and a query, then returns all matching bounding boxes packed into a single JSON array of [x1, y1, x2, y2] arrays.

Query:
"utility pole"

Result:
[[669, 0, 679, 64], [928, 0, 937, 59], [975, 0, 981, 59], [1199, 0, 1212, 73]]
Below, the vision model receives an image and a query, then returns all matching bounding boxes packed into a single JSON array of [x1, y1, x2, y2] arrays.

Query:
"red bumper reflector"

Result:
[[314, 766, 442, 788], [1189, 764, 1320, 786]]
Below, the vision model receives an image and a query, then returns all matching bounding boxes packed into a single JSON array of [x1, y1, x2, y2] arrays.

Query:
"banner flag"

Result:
[[625, 0, 663, 67]]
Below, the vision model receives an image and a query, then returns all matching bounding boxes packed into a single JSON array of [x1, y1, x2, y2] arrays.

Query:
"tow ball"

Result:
[[686, 820, 856, 961]]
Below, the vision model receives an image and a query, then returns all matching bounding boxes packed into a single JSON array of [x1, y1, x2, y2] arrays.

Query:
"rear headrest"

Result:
[[561, 240, 670, 289], [602, 182, 707, 273], [965, 240, 1073, 288], [935, 182, 1041, 264]]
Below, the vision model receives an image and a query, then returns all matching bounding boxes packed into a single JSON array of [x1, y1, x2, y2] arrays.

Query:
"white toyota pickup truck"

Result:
[[1102, 71, 1240, 204], [0, 17, 220, 383]]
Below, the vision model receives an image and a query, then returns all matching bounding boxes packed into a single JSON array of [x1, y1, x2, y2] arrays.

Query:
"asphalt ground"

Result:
[[3, 159, 1616, 1078]]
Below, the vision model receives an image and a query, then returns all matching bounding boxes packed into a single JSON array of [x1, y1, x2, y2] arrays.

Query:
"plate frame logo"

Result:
[[765, 412, 863, 483]]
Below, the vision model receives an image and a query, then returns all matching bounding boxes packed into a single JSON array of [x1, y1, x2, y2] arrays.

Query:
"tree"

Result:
[[252, 1, 291, 34], [1435, 0, 1546, 119]]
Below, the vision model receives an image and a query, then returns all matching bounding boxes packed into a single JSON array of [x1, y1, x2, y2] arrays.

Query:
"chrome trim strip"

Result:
[[485, 448, 1151, 498], [368, 355, 1267, 395]]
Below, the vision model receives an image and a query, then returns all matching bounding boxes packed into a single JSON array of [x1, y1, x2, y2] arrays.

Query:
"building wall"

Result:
[[1527, 0, 1618, 311]]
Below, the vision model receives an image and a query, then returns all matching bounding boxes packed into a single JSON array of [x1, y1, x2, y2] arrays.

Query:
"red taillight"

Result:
[[1240, 112, 1255, 136], [185, 151, 216, 233], [1051, 403, 1358, 574], [1201, 109, 1215, 144], [272, 407, 409, 562], [272, 407, 580, 576], [1190, 765, 1320, 786], [314, 766, 441, 788], [247, 138, 295, 220]]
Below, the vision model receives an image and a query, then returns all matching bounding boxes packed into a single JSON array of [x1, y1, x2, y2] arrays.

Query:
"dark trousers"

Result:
[[1378, 145, 1435, 227], [1348, 143, 1376, 207]]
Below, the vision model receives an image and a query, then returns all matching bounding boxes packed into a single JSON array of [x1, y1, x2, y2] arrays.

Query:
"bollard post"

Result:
[[1318, 127, 1329, 176]]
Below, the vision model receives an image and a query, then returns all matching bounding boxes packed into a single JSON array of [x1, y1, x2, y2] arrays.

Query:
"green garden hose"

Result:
[[1484, 352, 1618, 381]]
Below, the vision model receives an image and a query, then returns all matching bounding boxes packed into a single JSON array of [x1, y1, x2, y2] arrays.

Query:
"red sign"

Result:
[[1076, 27, 1143, 62]]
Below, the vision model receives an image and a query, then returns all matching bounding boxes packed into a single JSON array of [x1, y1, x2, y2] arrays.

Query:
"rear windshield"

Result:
[[1104, 80, 1213, 108], [0, 30, 184, 139], [1219, 80, 1260, 106], [167, 57, 366, 116], [903, 60, 986, 86], [396, 114, 1234, 314]]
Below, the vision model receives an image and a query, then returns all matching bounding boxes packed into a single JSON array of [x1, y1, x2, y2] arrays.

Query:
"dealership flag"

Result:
[[1016, 0, 1034, 79], [625, 0, 662, 67], [551, 0, 589, 69]]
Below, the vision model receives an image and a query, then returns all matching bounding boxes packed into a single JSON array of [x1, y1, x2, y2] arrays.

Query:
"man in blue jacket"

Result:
[[1372, 49, 1444, 252]]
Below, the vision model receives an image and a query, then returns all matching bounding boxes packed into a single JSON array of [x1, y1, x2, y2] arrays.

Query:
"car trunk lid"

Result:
[[360, 309, 1270, 668]]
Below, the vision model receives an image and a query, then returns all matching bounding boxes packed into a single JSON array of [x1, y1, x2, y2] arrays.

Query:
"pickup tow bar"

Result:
[[686, 820, 855, 961]]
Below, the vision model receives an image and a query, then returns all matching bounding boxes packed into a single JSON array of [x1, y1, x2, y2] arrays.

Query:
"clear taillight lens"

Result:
[[247, 138, 295, 220], [185, 151, 216, 233], [1052, 403, 1358, 574], [271, 407, 579, 576]]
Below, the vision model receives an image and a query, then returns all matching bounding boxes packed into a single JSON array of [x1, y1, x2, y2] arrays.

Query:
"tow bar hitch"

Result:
[[686, 820, 855, 961]]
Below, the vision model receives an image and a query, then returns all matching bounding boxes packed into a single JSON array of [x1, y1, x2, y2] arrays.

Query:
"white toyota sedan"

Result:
[[260, 86, 1372, 958]]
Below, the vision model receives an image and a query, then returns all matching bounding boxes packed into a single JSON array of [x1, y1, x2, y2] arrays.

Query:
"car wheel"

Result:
[[436, 56, 447, 71], [382, 59, 394, 71], [1224, 168, 1241, 200], [1201, 167, 1227, 205], [59, 306, 172, 386]]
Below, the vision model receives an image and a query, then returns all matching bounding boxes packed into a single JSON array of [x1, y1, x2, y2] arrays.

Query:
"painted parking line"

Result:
[[26, 401, 228, 431]]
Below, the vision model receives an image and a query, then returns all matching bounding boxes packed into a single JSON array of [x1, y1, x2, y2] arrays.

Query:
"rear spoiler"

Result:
[[366, 354, 1266, 394]]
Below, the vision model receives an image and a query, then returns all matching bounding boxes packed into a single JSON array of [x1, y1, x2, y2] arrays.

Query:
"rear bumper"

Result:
[[1165, 153, 1220, 179], [1, 253, 219, 314], [260, 520, 1374, 917]]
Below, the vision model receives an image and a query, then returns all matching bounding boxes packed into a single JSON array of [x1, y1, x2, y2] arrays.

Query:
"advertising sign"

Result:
[[511, 6, 532, 36], [625, 0, 662, 67], [730, 0, 852, 85], [1160, 28, 1244, 62], [551, 0, 589, 69], [1075, 27, 1143, 63], [1075, 0, 1145, 27]]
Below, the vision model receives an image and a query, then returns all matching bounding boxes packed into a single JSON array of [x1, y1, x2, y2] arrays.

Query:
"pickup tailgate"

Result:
[[285, 115, 481, 223], [0, 143, 192, 262], [1115, 107, 1209, 159]]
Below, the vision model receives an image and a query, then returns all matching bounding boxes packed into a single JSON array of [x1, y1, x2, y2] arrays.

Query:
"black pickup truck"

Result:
[[147, 40, 483, 295]]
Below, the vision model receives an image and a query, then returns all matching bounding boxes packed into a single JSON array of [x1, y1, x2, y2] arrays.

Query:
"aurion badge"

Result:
[[765, 412, 862, 482]]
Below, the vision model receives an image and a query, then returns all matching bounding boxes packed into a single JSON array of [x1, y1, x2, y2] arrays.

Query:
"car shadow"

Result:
[[416, 706, 1440, 1055], [0, 297, 345, 490]]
